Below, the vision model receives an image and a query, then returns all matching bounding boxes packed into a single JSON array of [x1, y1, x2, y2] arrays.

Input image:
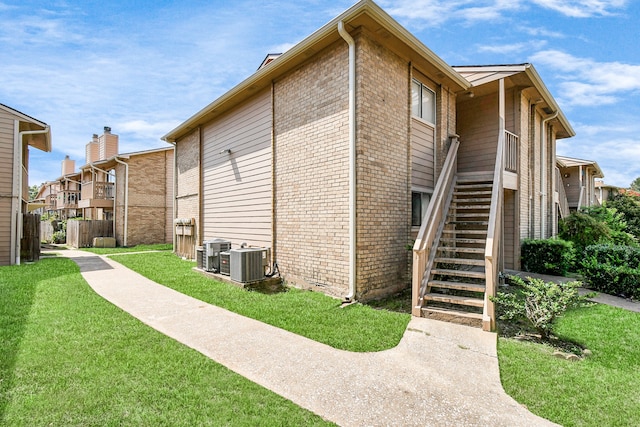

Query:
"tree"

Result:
[[631, 177, 640, 192], [29, 184, 40, 201]]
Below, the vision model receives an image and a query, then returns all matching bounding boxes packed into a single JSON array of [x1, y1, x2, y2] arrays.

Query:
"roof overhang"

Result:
[[556, 155, 604, 178], [0, 103, 52, 152], [162, 0, 470, 143], [454, 64, 575, 139]]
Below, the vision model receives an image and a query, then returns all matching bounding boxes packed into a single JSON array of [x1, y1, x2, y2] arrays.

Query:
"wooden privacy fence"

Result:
[[40, 220, 54, 243], [67, 220, 113, 248], [21, 214, 40, 262]]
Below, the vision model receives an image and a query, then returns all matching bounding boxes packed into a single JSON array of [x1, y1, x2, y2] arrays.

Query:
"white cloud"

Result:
[[381, 0, 523, 26], [117, 120, 182, 141], [531, 0, 628, 18], [530, 50, 640, 106]]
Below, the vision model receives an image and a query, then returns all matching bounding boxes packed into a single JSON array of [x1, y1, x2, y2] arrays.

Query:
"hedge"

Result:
[[582, 244, 640, 299], [521, 238, 575, 276]]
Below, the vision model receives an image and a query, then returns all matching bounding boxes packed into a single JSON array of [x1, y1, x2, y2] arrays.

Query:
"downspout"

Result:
[[540, 111, 558, 238], [114, 157, 129, 247], [168, 141, 177, 252], [338, 20, 356, 302], [16, 126, 50, 265]]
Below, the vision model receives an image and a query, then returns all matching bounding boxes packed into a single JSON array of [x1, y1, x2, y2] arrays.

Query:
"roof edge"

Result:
[[162, 0, 469, 143]]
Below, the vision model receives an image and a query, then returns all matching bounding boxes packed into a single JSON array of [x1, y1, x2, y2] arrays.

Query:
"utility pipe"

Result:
[[114, 157, 129, 247], [167, 141, 177, 252], [338, 20, 356, 302], [540, 111, 558, 238], [15, 126, 50, 265]]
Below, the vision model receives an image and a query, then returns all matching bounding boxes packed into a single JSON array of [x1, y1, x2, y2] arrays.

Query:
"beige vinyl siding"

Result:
[[504, 189, 516, 269], [456, 92, 499, 174], [0, 113, 15, 265], [202, 89, 272, 248], [411, 118, 435, 189]]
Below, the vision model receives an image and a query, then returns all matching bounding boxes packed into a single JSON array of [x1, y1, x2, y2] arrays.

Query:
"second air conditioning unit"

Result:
[[230, 248, 269, 283]]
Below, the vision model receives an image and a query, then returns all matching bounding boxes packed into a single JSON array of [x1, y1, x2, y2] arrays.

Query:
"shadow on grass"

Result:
[[0, 260, 52, 423]]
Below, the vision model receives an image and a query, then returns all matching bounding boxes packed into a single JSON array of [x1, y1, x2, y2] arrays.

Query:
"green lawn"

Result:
[[112, 252, 410, 352], [0, 258, 332, 426], [498, 303, 640, 426]]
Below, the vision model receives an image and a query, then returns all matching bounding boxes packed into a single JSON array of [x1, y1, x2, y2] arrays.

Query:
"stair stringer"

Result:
[[417, 178, 457, 307]]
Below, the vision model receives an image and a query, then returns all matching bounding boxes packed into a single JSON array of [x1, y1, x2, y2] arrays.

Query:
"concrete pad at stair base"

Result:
[[61, 249, 558, 427]]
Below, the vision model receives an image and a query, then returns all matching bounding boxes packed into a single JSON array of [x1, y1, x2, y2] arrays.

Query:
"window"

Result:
[[412, 192, 431, 227], [411, 79, 436, 124]]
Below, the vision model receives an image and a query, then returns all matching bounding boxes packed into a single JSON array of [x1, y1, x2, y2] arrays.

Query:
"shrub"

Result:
[[559, 211, 611, 256], [606, 192, 640, 240], [581, 245, 640, 299], [491, 275, 593, 340], [521, 238, 575, 276]]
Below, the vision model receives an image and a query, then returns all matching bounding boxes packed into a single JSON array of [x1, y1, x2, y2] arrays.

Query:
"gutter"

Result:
[[338, 21, 356, 302], [15, 126, 50, 265], [113, 157, 129, 247]]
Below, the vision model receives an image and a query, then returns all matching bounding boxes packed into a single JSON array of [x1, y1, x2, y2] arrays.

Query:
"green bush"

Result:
[[581, 245, 640, 299], [606, 192, 640, 239], [491, 275, 593, 340], [521, 238, 575, 276], [559, 211, 611, 256]]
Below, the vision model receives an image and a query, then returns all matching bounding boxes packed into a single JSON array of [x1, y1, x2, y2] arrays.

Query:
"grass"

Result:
[[0, 257, 333, 426], [112, 252, 411, 352], [80, 243, 173, 255], [498, 303, 640, 426]]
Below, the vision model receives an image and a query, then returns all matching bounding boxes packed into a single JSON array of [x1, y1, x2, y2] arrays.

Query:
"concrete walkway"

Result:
[[59, 249, 557, 427]]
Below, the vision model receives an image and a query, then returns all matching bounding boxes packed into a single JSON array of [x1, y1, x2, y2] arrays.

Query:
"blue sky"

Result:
[[2, 0, 639, 188]]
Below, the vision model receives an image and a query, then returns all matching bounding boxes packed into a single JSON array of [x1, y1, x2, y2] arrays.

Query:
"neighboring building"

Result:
[[162, 0, 574, 330], [0, 103, 51, 265], [556, 155, 603, 212], [79, 146, 174, 246], [595, 180, 617, 205]]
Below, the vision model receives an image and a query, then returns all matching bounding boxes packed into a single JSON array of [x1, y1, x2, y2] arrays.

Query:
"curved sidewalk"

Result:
[[62, 249, 557, 427]]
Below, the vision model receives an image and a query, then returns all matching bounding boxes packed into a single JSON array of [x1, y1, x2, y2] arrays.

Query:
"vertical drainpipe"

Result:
[[168, 141, 177, 251], [540, 111, 558, 238], [338, 21, 356, 302], [16, 126, 50, 265], [114, 157, 129, 246]]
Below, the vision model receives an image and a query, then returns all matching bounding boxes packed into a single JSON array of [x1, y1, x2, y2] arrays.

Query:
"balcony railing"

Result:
[[504, 130, 519, 173], [555, 167, 569, 219], [56, 190, 81, 209], [82, 181, 114, 200]]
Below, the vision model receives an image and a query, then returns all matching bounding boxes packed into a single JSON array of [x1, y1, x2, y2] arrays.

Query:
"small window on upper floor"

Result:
[[411, 79, 436, 124]]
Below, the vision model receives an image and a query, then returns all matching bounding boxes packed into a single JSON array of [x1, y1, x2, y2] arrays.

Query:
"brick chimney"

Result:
[[61, 155, 75, 176], [86, 134, 100, 163], [99, 126, 118, 160]]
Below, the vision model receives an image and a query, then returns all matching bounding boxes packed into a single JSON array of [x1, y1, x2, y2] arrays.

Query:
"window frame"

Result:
[[411, 78, 436, 126], [411, 189, 432, 227]]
